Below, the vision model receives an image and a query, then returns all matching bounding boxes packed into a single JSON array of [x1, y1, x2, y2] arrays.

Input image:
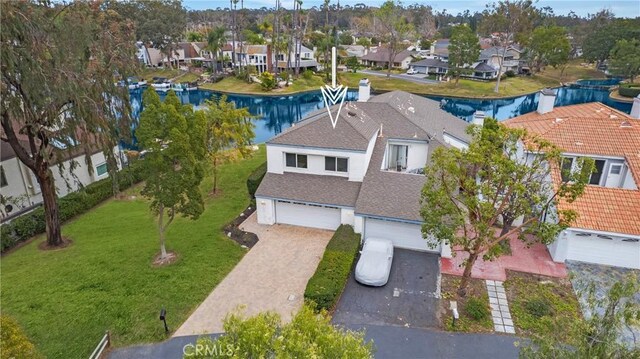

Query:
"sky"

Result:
[[183, 0, 640, 18]]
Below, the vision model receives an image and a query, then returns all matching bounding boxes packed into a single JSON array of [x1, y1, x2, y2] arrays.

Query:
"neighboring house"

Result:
[[361, 48, 415, 69], [504, 91, 640, 269], [469, 62, 498, 79], [409, 58, 448, 75], [0, 141, 123, 221], [340, 45, 368, 62], [239, 44, 271, 74], [479, 46, 524, 74], [428, 39, 450, 62], [276, 45, 318, 72], [255, 87, 472, 257]]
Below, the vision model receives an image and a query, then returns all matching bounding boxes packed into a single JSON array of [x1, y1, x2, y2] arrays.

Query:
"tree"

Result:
[[203, 95, 255, 194], [1, 1, 135, 247], [519, 274, 640, 358], [340, 32, 354, 45], [480, 1, 538, 93], [375, 0, 413, 78], [132, 0, 186, 68], [420, 119, 593, 296], [356, 37, 372, 47], [185, 305, 373, 358], [346, 56, 361, 73], [528, 26, 571, 77], [582, 16, 640, 65], [448, 24, 480, 85], [609, 39, 640, 83], [419, 37, 432, 50], [206, 27, 227, 79], [187, 31, 204, 42], [137, 90, 207, 260]]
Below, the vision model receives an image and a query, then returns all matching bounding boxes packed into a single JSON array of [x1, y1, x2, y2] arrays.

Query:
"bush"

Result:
[[465, 297, 490, 321], [259, 71, 277, 91], [246, 161, 267, 198], [0, 162, 144, 253], [505, 70, 516, 77], [302, 69, 313, 80], [618, 83, 640, 97], [525, 298, 553, 318], [304, 225, 361, 311], [0, 316, 42, 359]]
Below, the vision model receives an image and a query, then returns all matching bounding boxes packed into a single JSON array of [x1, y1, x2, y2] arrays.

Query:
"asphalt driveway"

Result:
[[332, 249, 441, 329], [172, 213, 333, 336]]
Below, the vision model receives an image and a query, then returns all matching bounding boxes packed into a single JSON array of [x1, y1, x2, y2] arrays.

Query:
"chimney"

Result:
[[537, 88, 557, 114], [430, 41, 436, 56], [358, 78, 371, 102], [472, 111, 485, 126], [631, 94, 640, 119]]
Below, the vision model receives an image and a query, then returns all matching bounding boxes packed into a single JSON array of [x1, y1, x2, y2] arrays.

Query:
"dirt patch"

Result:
[[439, 274, 494, 333], [504, 270, 581, 339], [152, 251, 179, 267], [223, 205, 258, 248], [38, 237, 73, 251]]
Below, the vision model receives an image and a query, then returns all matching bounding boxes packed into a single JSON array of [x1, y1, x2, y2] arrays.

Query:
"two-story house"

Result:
[[504, 91, 640, 269], [276, 45, 318, 73], [255, 85, 470, 256]]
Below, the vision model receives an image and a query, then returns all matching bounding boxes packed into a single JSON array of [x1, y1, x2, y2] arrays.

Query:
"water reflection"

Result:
[[128, 86, 632, 144]]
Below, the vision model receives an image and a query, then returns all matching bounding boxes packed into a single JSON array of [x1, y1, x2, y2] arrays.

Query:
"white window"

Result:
[[325, 156, 348, 172], [387, 144, 408, 171], [285, 153, 307, 169], [96, 163, 108, 176]]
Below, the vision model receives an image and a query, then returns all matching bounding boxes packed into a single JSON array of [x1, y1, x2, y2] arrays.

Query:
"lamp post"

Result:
[[159, 308, 169, 333]]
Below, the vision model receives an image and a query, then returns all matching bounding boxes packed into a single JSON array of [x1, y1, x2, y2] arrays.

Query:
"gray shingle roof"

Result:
[[474, 63, 496, 72], [256, 172, 362, 207], [411, 58, 449, 69], [361, 49, 414, 63]]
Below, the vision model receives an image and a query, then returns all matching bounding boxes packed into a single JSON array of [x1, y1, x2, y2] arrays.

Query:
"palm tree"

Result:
[[207, 27, 226, 80]]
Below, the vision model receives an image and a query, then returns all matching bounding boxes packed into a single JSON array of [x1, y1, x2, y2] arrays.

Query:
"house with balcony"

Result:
[[254, 85, 470, 256], [276, 45, 318, 72], [504, 91, 640, 269], [479, 46, 524, 74]]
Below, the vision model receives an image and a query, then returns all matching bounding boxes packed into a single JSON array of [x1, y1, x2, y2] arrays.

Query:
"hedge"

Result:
[[0, 315, 42, 359], [246, 161, 267, 198], [0, 162, 144, 253], [618, 83, 640, 98], [304, 225, 361, 311]]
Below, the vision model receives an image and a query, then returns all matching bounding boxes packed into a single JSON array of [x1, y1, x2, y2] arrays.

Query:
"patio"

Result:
[[441, 235, 567, 281]]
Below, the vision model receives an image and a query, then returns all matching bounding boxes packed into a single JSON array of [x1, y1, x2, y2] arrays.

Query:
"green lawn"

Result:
[[0, 147, 266, 358], [339, 72, 560, 98], [139, 68, 184, 82], [538, 59, 606, 83], [201, 75, 326, 95]]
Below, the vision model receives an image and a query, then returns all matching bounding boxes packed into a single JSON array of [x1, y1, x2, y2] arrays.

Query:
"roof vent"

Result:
[[554, 117, 564, 123], [408, 106, 415, 113], [575, 141, 583, 146], [609, 114, 618, 119], [348, 111, 356, 116], [620, 120, 632, 128]]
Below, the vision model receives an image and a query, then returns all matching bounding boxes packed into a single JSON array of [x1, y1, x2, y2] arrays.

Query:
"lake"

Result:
[[129, 84, 632, 144]]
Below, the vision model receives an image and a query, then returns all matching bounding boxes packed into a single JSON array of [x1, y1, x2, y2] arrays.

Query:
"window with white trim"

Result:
[[96, 163, 108, 176], [285, 153, 307, 169], [325, 156, 348, 172]]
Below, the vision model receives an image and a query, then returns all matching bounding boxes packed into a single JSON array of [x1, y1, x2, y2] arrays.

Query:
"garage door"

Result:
[[365, 218, 439, 252], [275, 200, 341, 230], [567, 232, 640, 269]]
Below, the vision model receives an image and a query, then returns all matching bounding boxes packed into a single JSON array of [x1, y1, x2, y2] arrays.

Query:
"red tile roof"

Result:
[[504, 102, 640, 236]]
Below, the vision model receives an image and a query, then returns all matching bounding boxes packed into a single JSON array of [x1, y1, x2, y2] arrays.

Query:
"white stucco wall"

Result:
[[255, 197, 275, 225], [340, 208, 355, 226], [266, 144, 370, 182], [549, 229, 640, 269], [382, 140, 429, 171], [354, 215, 364, 235]]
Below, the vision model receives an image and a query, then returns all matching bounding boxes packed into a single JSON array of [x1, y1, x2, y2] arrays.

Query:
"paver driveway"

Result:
[[173, 213, 332, 336]]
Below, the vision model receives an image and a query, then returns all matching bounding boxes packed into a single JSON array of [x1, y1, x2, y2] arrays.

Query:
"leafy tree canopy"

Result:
[[608, 39, 640, 83]]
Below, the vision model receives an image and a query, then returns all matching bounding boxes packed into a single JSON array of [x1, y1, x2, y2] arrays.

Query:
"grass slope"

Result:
[[201, 75, 325, 95], [0, 148, 266, 358]]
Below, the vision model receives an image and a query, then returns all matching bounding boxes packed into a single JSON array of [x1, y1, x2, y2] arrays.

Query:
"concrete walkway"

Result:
[[172, 213, 333, 337]]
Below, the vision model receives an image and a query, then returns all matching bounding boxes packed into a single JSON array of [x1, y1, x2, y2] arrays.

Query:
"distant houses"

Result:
[[361, 48, 416, 69]]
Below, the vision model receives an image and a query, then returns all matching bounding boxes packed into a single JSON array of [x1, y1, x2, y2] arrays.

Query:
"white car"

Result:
[[406, 68, 417, 75], [355, 238, 394, 286]]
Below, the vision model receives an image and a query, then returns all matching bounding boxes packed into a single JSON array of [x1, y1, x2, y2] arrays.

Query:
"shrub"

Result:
[[302, 69, 313, 80], [304, 225, 360, 311], [618, 83, 640, 97], [259, 71, 276, 91], [246, 161, 267, 198], [465, 297, 490, 321], [525, 298, 553, 318], [505, 70, 516, 77], [0, 316, 42, 359], [0, 162, 144, 253]]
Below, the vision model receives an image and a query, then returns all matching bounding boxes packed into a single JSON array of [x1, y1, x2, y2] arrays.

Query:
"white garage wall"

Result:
[[256, 197, 275, 225], [275, 201, 342, 230], [550, 229, 640, 269], [364, 217, 440, 253]]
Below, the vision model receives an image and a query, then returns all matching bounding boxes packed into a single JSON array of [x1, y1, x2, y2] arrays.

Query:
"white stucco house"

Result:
[[504, 92, 640, 269], [0, 141, 123, 221], [254, 86, 471, 256]]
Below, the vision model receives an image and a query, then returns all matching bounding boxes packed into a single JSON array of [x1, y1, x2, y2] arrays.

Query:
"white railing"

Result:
[[89, 331, 111, 359]]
